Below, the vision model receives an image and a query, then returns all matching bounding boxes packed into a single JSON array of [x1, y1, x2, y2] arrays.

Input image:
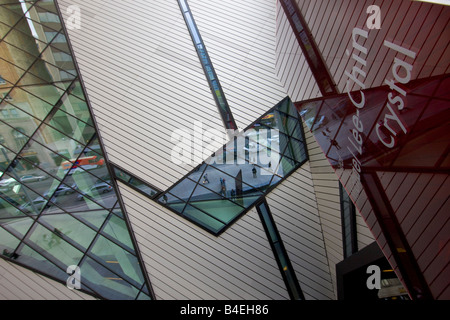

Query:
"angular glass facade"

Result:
[[256, 199, 304, 300], [0, 0, 152, 299], [177, 0, 237, 130], [158, 97, 308, 234]]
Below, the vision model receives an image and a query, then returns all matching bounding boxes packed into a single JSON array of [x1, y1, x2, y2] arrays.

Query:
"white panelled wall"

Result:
[[55, 0, 346, 300], [0, 257, 95, 300], [0, 0, 366, 300], [116, 182, 289, 300], [57, 0, 226, 190], [188, 0, 289, 129]]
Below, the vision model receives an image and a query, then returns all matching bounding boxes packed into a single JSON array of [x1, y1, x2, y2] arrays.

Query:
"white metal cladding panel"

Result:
[[296, 0, 450, 92], [116, 182, 290, 300], [0, 258, 96, 300], [265, 164, 336, 300], [187, 0, 289, 130], [274, 1, 321, 102], [300, 125, 342, 298], [57, 0, 226, 190], [302, 118, 375, 297]]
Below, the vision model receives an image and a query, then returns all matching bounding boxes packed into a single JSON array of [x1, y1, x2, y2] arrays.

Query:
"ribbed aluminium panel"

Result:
[[302, 116, 375, 297], [273, 8, 354, 298], [116, 182, 290, 300], [0, 258, 96, 300], [296, 0, 450, 92], [275, 1, 321, 101], [187, 0, 289, 130], [265, 164, 336, 300], [57, 0, 226, 190]]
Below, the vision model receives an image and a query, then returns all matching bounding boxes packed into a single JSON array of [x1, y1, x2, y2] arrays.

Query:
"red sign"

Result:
[[296, 73, 450, 299]]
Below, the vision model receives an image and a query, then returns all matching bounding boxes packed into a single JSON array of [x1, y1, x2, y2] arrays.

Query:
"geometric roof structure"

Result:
[[1, 0, 448, 302], [0, 0, 152, 299]]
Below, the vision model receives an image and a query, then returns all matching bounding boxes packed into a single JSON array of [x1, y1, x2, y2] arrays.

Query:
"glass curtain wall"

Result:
[[0, 0, 152, 300], [158, 97, 308, 234]]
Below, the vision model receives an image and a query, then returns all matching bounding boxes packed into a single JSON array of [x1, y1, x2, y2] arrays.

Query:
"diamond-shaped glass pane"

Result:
[[0, 0, 152, 300]]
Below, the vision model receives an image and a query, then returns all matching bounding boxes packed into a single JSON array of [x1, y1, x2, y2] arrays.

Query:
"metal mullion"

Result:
[[279, 121, 305, 164], [76, 210, 145, 294], [159, 161, 207, 200], [0, 192, 39, 221], [80, 251, 145, 297], [262, 134, 303, 189], [135, 282, 149, 300], [233, 147, 283, 182], [96, 209, 139, 255], [0, 76, 78, 178], [111, 164, 162, 200], [185, 175, 247, 211], [1, 93, 86, 134], [4, 94, 92, 129], [0, 222, 29, 254], [42, 110, 95, 145], [12, 79, 74, 89], [2, 150, 117, 236], [0, 170, 58, 206], [11, 234, 103, 297], [13, 214, 86, 261], [1, 23, 62, 56], [18, 8, 64, 33], [0, 118, 84, 173], [163, 163, 232, 226], [206, 161, 266, 195], [1, 30, 64, 75], [183, 200, 230, 229], [7, 141, 114, 256], [162, 189, 230, 227], [0, 1, 39, 42], [3, 77, 73, 107], [0, 141, 18, 171], [253, 108, 305, 141], [41, 105, 96, 144], [263, 131, 310, 191], [0, 44, 77, 88], [26, 212, 94, 254], [249, 121, 304, 165], [9, 60, 74, 106], [225, 131, 300, 192]]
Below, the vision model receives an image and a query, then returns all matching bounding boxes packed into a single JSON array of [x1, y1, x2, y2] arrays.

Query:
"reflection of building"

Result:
[[0, 1, 87, 172], [0, 0, 448, 301]]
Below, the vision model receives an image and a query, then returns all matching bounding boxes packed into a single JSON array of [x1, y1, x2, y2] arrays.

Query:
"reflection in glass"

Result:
[[15, 243, 69, 282], [0, 1, 152, 300], [89, 234, 143, 286], [26, 221, 84, 268], [79, 256, 141, 300], [158, 97, 308, 234]]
